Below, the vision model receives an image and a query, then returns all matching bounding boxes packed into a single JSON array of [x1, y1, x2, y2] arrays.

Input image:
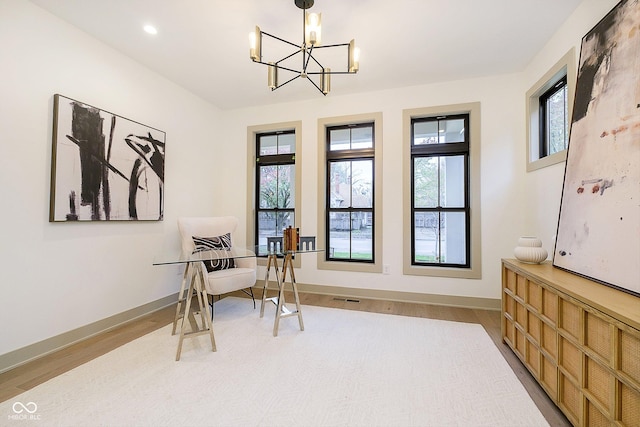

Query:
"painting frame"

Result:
[[49, 94, 166, 222], [553, 0, 640, 297]]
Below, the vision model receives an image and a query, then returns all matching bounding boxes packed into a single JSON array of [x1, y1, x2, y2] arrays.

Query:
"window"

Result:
[[526, 48, 575, 171], [326, 123, 374, 262], [539, 75, 568, 157], [402, 103, 481, 279], [411, 115, 469, 268], [317, 113, 383, 273], [247, 121, 301, 263], [255, 131, 295, 256]]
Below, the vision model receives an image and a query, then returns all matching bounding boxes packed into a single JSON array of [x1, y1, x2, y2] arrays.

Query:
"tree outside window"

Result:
[[326, 123, 375, 262], [411, 115, 470, 268], [540, 76, 568, 157], [256, 131, 295, 255]]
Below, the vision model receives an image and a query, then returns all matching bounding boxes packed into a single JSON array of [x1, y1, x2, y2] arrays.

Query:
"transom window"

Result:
[[411, 114, 470, 268], [326, 123, 374, 262], [255, 130, 295, 256]]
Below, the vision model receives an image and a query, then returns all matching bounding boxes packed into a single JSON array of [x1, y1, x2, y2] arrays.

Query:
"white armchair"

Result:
[[177, 216, 257, 312]]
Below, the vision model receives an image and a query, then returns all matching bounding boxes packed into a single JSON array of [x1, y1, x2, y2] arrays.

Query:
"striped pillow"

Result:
[[193, 233, 235, 272]]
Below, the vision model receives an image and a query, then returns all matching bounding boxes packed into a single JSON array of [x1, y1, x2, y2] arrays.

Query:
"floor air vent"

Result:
[[332, 297, 361, 303]]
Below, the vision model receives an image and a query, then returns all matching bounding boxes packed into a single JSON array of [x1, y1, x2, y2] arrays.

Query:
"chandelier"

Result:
[[249, 0, 360, 95]]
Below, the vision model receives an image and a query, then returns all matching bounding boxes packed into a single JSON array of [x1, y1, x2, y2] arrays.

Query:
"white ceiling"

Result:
[[28, 0, 583, 110]]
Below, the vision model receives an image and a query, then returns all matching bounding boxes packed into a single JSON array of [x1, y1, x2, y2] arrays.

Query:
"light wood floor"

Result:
[[0, 290, 570, 426]]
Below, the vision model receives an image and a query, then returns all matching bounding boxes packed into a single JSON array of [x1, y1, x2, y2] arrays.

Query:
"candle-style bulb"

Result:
[[349, 40, 359, 72], [305, 12, 321, 46], [249, 26, 261, 61]]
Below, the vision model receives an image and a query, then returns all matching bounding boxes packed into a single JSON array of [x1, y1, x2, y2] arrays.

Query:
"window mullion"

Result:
[[437, 156, 441, 208]]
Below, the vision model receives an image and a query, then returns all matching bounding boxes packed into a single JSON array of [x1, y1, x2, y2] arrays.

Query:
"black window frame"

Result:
[[255, 130, 296, 257], [325, 122, 375, 263], [410, 114, 471, 268], [538, 75, 568, 158]]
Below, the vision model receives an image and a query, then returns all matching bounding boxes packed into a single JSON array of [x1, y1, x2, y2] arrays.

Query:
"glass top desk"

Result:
[[153, 248, 256, 360], [153, 247, 257, 267], [153, 246, 323, 358]]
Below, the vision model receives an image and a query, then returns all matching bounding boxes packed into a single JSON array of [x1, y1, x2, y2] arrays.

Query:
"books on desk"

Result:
[[283, 226, 299, 252]]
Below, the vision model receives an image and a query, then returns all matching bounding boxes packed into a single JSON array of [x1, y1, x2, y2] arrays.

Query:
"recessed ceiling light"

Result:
[[143, 24, 158, 35]]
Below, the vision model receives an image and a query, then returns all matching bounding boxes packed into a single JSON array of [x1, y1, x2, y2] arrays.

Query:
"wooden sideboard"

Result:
[[501, 259, 640, 427]]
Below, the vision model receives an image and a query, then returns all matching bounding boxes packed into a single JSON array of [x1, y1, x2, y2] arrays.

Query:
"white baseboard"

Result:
[[257, 281, 501, 311]]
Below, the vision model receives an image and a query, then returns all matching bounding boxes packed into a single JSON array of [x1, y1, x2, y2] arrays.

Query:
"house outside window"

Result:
[[326, 123, 374, 262], [251, 127, 299, 257], [317, 113, 383, 274], [410, 115, 470, 268]]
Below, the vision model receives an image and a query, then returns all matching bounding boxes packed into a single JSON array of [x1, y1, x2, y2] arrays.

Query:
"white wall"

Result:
[[521, 0, 620, 246], [0, 0, 222, 356], [219, 75, 525, 300]]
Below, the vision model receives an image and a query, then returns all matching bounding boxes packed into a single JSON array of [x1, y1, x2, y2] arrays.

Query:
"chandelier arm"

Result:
[[260, 31, 300, 49], [254, 58, 354, 74], [305, 44, 354, 73], [271, 63, 303, 74], [305, 52, 325, 71], [274, 74, 302, 90], [306, 70, 354, 75], [253, 49, 305, 74], [303, 46, 315, 73], [251, 59, 301, 74], [309, 42, 351, 49], [274, 49, 303, 66], [306, 76, 327, 96]]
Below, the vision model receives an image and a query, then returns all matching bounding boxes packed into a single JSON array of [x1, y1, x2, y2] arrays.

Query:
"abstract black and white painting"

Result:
[[553, 0, 640, 296], [49, 94, 165, 222]]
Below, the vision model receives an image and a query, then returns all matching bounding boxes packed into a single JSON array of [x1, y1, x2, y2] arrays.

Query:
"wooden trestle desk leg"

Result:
[[172, 263, 190, 335], [259, 253, 278, 318], [273, 253, 304, 337], [175, 263, 216, 361], [272, 253, 304, 337], [172, 263, 204, 335]]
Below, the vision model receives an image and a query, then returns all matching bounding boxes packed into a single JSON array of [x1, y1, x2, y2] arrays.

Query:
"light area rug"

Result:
[[1, 297, 549, 427]]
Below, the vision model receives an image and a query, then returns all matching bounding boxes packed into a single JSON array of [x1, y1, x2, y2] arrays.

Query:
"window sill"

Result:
[[403, 262, 481, 279], [527, 149, 567, 172]]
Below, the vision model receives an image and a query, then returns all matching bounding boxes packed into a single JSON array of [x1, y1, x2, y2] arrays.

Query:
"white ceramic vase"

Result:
[[514, 237, 548, 264]]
